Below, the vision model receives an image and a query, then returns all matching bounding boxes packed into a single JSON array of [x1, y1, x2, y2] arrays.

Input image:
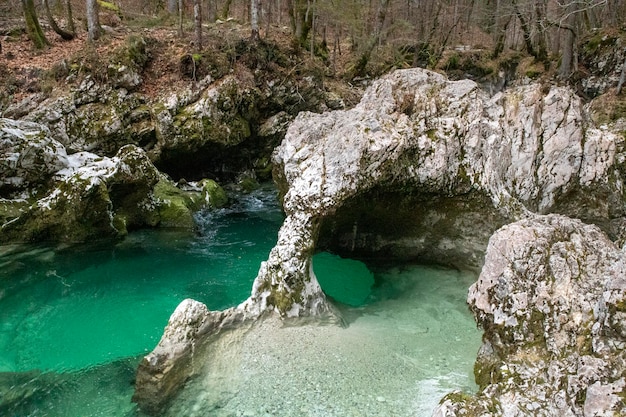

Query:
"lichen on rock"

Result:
[[435, 214, 626, 417], [246, 67, 625, 317], [0, 118, 68, 197]]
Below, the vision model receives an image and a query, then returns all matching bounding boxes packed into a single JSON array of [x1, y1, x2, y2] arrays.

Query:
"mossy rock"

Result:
[[0, 198, 30, 224], [111, 213, 128, 236], [179, 50, 230, 80], [253, 156, 273, 181], [153, 179, 197, 228], [1, 178, 117, 243], [198, 179, 227, 208], [237, 175, 259, 193]]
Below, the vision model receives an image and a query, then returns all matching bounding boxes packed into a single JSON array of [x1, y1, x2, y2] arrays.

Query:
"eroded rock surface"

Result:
[[435, 214, 626, 417], [0, 118, 225, 242], [248, 68, 625, 317], [132, 300, 249, 415], [1, 118, 68, 196]]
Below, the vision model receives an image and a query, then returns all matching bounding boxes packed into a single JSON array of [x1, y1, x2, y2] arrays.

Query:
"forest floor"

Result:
[[1, 13, 625, 121], [0, 15, 361, 109]]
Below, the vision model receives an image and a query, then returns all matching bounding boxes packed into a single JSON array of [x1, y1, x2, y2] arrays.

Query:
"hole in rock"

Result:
[[317, 186, 507, 271]]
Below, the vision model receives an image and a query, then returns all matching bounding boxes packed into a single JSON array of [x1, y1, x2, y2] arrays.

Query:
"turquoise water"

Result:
[[0, 187, 284, 416], [313, 252, 375, 306], [0, 186, 482, 417], [166, 262, 482, 417]]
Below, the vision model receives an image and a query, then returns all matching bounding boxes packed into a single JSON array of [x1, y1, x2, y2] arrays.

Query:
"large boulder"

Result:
[[1, 144, 160, 242], [0, 118, 68, 197], [435, 214, 626, 417]]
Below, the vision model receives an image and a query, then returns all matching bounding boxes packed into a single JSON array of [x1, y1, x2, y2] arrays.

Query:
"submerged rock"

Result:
[[435, 214, 626, 417]]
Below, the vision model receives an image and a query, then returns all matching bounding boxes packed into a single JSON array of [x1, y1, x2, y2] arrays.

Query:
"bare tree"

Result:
[[251, 0, 260, 40], [66, 0, 76, 35], [558, 1, 578, 78], [492, 0, 513, 58], [287, 0, 313, 47], [168, 0, 178, 13], [86, 0, 102, 42], [178, 0, 184, 37], [22, 0, 49, 49], [220, 0, 233, 19], [44, 0, 75, 40], [351, 0, 390, 77], [194, 0, 203, 49]]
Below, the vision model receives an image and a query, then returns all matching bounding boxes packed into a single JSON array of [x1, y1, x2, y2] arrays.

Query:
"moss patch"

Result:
[[153, 180, 197, 228], [198, 179, 227, 208]]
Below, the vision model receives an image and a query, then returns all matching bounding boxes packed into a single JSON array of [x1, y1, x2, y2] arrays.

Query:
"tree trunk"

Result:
[[194, 0, 202, 49], [86, 0, 101, 42], [288, 0, 312, 48], [167, 0, 178, 13], [250, 0, 260, 40], [492, 15, 512, 58], [351, 0, 390, 77], [265, 0, 271, 38], [66, 0, 75, 35], [512, 0, 537, 59], [558, 3, 577, 79], [533, 0, 548, 63], [616, 56, 626, 95], [178, 0, 183, 37], [220, 0, 233, 19], [22, 0, 49, 49], [44, 0, 75, 40], [207, 0, 216, 23]]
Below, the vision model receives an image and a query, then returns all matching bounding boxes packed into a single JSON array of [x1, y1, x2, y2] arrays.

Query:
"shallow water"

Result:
[[0, 186, 482, 417], [165, 263, 482, 417]]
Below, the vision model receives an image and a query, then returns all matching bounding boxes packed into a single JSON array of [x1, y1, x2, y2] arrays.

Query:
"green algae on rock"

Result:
[[0, 119, 228, 242]]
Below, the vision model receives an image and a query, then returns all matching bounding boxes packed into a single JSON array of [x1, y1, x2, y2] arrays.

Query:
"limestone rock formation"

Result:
[[246, 68, 625, 318], [0, 118, 225, 242], [8, 64, 334, 182], [132, 300, 248, 415], [0, 118, 68, 196], [435, 214, 626, 417]]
